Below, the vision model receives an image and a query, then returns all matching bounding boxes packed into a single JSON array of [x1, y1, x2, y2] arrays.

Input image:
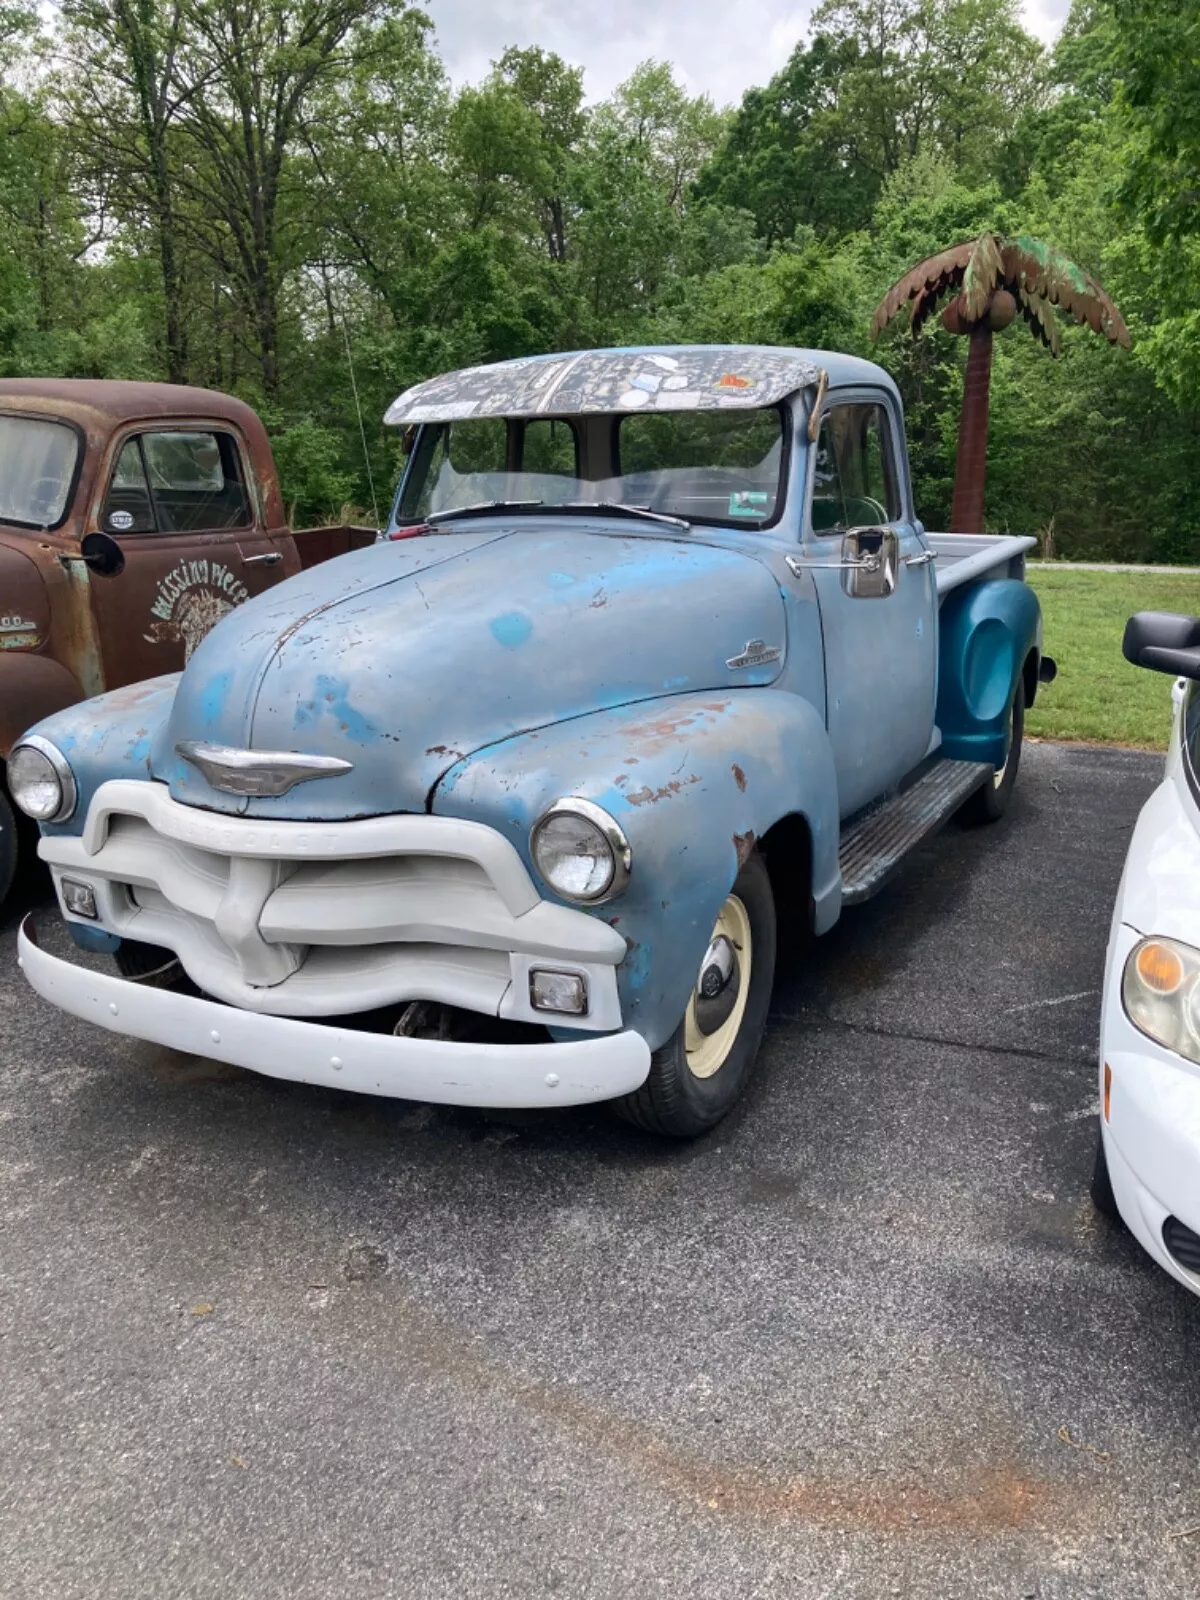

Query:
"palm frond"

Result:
[[872, 230, 1130, 355], [1003, 236, 1131, 348], [961, 232, 1004, 323], [1014, 281, 1060, 356], [869, 240, 974, 339]]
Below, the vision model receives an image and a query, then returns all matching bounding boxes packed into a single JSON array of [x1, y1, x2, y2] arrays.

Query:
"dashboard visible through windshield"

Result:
[[398, 406, 787, 530]]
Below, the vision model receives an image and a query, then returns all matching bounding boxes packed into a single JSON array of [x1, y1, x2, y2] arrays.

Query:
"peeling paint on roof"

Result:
[[384, 346, 825, 426]]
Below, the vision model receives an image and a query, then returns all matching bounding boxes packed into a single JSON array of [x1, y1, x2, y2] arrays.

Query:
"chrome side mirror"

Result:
[[842, 527, 897, 599]]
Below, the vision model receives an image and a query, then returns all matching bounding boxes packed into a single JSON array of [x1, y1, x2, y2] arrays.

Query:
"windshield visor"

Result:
[[0, 416, 81, 529], [398, 406, 787, 529]]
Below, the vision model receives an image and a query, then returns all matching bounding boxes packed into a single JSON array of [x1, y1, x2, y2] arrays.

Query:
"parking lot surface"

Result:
[[3, 741, 1199, 1599]]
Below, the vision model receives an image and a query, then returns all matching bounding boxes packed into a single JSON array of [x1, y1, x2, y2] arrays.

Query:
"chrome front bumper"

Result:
[[18, 917, 651, 1109]]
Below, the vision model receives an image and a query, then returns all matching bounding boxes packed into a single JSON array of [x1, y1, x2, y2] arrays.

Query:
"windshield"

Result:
[[398, 407, 787, 529], [0, 416, 80, 529]]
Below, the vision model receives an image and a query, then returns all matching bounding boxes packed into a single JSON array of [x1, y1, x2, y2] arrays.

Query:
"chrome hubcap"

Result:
[[684, 895, 752, 1080]]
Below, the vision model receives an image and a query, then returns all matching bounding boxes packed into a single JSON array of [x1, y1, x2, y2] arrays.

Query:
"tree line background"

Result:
[[0, 0, 1195, 556]]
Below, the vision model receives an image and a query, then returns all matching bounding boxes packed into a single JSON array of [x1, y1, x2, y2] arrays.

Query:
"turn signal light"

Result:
[[529, 968, 588, 1016], [1103, 1062, 1112, 1123], [60, 877, 98, 920], [1135, 941, 1185, 995]]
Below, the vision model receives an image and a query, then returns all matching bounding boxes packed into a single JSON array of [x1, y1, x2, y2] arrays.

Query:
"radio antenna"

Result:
[[340, 302, 381, 528]]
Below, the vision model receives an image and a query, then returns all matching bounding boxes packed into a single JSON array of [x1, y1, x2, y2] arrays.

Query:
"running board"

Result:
[[838, 759, 992, 905]]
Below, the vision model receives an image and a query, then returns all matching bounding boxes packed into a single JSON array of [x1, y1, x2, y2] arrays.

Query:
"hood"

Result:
[[153, 524, 787, 817]]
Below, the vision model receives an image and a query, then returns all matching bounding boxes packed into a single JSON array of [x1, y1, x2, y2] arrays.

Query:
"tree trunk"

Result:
[[155, 173, 187, 383], [950, 323, 993, 533]]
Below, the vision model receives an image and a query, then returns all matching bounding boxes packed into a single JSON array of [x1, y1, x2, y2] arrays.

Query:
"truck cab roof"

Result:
[[0, 378, 266, 435], [384, 345, 899, 427]]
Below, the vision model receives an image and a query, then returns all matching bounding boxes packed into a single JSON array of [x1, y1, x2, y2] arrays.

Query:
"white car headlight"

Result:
[[530, 798, 631, 903], [1122, 935, 1200, 1065], [6, 735, 77, 822]]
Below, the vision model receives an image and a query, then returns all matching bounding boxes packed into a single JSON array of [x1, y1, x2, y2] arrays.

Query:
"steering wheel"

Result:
[[28, 476, 65, 523], [843, 495, 891, 527]]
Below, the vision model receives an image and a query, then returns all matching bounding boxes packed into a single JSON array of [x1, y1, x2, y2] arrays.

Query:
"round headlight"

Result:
[[530, 799, 631, 903], [7, 736, 76, 822]]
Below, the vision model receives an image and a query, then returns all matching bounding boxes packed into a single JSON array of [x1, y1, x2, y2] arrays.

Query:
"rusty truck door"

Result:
[[87, 422, 296, 681]]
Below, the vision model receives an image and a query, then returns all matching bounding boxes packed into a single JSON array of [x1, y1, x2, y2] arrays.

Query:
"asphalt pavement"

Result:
[[3, 740, 1199, 1599]]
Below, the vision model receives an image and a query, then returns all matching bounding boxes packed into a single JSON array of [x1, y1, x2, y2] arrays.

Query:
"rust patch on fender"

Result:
[[626, 775, 700, 806], [621, 700, 733, 758], [733, 828, 756, 865], [732, 763, 747, 792]]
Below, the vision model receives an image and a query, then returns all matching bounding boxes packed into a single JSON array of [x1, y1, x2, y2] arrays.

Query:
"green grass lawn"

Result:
[[1025, 568, 1200, 749]]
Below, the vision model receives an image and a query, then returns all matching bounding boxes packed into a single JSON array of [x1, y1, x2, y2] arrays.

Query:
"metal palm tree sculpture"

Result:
[[871, 233, 1130, 532]]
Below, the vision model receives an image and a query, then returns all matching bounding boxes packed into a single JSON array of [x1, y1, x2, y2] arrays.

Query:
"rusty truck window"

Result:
[[141, 431, 251, 532], [102, 439, 157, 534], [103, 431, 251, 536], [0, 415, 80, 530]]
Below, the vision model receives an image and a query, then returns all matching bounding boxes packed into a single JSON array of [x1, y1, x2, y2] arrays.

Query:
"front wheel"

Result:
[[0, 789, 17, 910], [115, 938, 187, 990], [614, 851, 776, 1138], [962, 677, 1025, 824], [1090, 1127, 1121, 1223]]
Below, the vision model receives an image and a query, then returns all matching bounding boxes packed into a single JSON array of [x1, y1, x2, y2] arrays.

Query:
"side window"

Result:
[[811, 403, 901, 533], [102, 439, 156, 534], [141, 431, 251, 532]]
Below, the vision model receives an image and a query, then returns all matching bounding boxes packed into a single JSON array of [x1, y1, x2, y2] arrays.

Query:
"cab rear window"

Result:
[[0, 416, 80, 530]]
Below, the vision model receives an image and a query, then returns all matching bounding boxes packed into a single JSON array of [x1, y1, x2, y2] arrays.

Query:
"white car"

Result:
[[1094, 611, 1200, 1290]]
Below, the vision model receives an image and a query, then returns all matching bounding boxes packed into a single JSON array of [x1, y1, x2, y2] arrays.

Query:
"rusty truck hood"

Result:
[[151, 523, 786, 818]]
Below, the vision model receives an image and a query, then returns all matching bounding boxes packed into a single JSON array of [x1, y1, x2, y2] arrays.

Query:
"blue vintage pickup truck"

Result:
[[9, 346, 1052, 1136]]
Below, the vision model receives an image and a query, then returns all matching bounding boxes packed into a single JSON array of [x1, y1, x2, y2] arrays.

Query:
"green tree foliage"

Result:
[[0, 0, 1194, 550]]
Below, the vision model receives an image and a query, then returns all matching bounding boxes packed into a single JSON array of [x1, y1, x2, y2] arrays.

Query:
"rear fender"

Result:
[[937, 579, 1041, 767], [434, 689, 840, 1051]]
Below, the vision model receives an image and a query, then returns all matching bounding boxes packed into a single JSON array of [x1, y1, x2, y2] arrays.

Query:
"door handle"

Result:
[[904, 549, 936, 567], [242, 551, 282, 567], [785, 553, 881, 576]]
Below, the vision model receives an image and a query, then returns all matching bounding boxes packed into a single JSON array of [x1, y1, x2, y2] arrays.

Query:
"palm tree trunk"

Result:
[[950, 323, 993, 533]]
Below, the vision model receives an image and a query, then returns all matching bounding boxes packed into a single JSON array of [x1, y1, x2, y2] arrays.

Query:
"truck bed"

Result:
[[926, 532, 1037, 596]]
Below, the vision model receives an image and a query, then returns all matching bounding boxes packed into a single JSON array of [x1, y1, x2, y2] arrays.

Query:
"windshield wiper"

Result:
[[425, 500, 545, 524], [424, 498, 691, 532], [562, 501, 691, 530]]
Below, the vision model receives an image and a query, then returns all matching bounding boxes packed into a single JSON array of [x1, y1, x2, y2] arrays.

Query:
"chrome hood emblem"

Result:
[[726, 638, 782, 670], [176, 741, 354, 797]]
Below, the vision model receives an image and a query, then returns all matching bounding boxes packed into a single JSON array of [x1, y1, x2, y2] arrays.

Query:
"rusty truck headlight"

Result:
[[7, 736, 76, 823], [530, 798, 631, 903]]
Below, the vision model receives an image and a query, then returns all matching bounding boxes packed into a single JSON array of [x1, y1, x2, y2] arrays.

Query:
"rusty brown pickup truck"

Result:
[[0, 378, 377, 902]]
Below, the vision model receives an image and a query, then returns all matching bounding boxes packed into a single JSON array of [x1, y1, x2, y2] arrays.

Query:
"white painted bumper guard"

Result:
[[17, 916, 651, 1110]]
